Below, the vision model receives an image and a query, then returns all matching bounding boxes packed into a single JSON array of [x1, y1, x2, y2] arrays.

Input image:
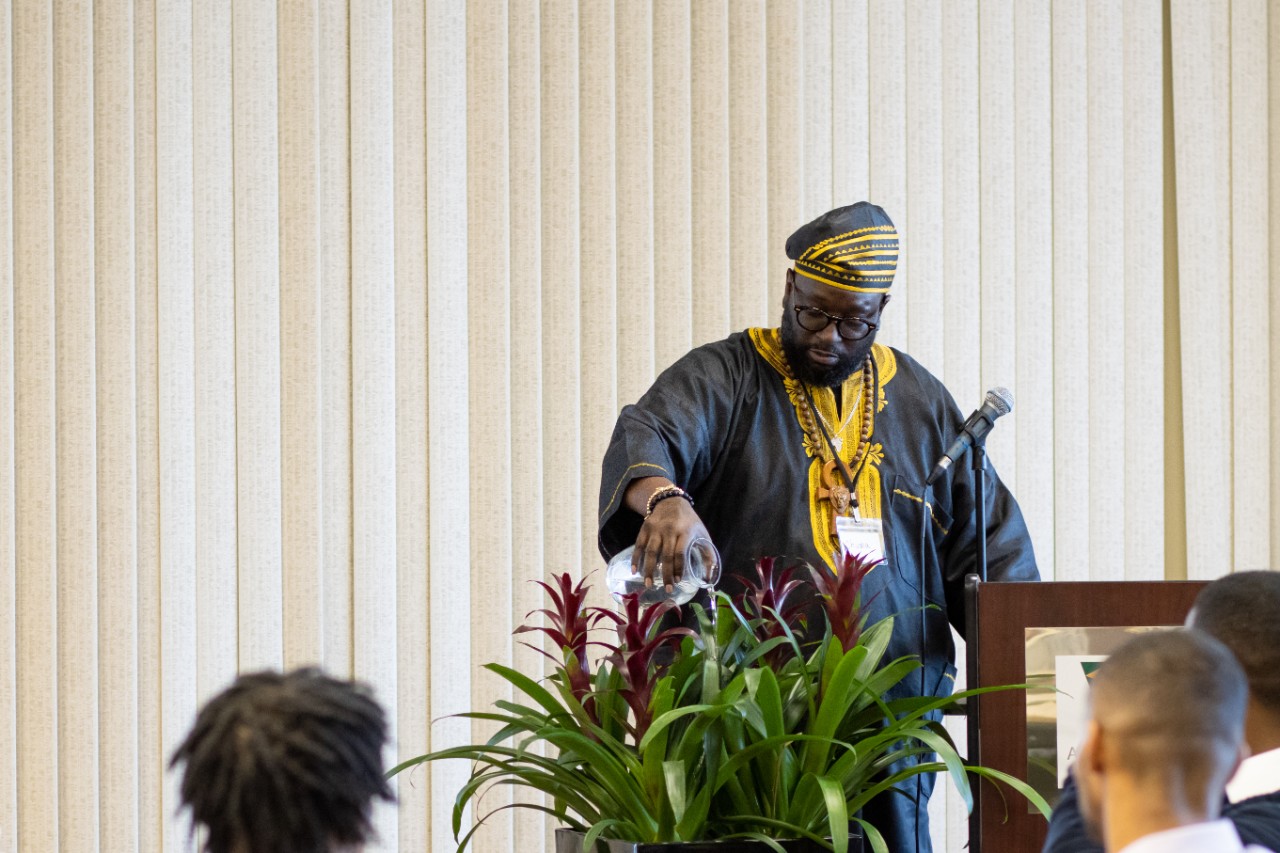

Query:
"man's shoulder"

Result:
[[676, 329, 755, 358], [878, 345, 944, 386], [873, 345, 961, 418], [638, 331, 768, 400], [701, 329, 755, 354], [1227, 790, 1280, 850], [666, 330, 761, 374]]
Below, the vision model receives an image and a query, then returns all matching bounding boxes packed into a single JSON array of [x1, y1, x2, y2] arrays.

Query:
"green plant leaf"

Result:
[[388, 563, 1048, 847], [815, 775, 850, 853], [908, 726, 972, 811], [454, 801, 579, 852], [737, 635, 793, 668], [713, 732, 856, 791], [582, 818, 626, 853], [715, 815, 837, 850], [539, 729, 652, 819], [671, 705, 731, 768], [715, 831, 791, 852], [965, 765, 1054, 819], [853, 617, 894, 675], [485, 662, 570, 719], [662, 759, 688, 823], [882, 681, 1039, 730], [673, 763, 714, 839], [801, 642, 872, 776], [642, 677, 678, 798], [851, 815, 888, 853], [638, 703, 722, 753], [751, 667, 785, 739], [844, 760, 948, 814]]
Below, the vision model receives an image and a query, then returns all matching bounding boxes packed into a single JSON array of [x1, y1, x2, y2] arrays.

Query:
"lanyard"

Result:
[[802, 381, 863, 506], [801, 354, 879, 507]]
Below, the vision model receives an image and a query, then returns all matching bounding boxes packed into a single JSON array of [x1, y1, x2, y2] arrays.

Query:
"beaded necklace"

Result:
[[793, 354, 876, 478], [781, 353, 875, 534]]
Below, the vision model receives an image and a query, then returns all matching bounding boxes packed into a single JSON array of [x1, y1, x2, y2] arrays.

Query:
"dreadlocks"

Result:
[[170, 667, 394, 853]]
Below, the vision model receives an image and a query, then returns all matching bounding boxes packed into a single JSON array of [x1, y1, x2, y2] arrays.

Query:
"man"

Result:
[[1067, 629, 1270, 853], [170, 667, 394, 853], [1044, 571, 1280, 852], [598, 201, 1039, 850]]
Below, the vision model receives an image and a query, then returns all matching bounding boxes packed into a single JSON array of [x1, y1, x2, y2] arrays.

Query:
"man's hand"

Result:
[[624, 477, 714, 593]]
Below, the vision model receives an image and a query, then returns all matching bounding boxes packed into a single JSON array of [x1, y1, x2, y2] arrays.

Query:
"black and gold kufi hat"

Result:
[[785, 202, 898, 294]]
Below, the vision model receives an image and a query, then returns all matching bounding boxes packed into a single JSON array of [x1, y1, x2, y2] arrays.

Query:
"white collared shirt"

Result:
[[1227, 746, 1280, 803], [1116, 818, 1274, 853]]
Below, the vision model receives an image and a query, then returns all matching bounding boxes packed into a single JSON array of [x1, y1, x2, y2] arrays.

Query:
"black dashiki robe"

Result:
[[597, 328, 1040, 852]]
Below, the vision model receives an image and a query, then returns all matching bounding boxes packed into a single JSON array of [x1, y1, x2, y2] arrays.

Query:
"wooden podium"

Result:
[[963, 577, 1208, 852]]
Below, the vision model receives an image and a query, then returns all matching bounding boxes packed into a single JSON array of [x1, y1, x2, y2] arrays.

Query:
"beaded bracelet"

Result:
[[645, 484, 694, 517]]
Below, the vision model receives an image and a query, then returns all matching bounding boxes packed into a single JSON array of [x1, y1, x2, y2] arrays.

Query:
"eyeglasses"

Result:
[[792, 305, 879, 341]]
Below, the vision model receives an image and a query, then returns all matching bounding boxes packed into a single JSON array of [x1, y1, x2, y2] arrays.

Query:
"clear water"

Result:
[[606, 543, 716, 606], [609, 573, 700, 606]]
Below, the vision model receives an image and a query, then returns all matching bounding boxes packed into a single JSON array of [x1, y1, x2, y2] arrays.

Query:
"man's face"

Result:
[[780, 269, 889, 387]]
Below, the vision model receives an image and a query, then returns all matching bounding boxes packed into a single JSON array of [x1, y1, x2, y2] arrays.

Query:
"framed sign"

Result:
[[1025, 626, 1177, 808]]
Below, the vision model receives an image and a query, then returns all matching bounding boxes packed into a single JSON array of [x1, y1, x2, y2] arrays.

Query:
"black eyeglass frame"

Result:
[[792, 304, 879, 341]]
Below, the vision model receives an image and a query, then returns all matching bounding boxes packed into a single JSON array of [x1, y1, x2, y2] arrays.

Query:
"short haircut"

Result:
[[170, 667, 394, 853], [1190, 570, 1280, 712], [1091, 630, 1247, 793]]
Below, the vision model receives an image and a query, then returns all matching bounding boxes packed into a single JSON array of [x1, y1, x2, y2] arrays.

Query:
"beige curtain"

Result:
[[0, 1, 1276, 851]]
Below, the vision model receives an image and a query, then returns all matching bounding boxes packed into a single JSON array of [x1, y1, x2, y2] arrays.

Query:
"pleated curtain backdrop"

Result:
[[0, 1, 1277, 851]]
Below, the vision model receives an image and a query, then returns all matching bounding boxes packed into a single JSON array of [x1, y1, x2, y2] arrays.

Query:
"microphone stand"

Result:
[[972, 437, 988, 583], [966, 436, 989, 853]]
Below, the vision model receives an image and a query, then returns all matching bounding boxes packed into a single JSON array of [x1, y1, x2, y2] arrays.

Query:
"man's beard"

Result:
[[780, 308, 873, 387]]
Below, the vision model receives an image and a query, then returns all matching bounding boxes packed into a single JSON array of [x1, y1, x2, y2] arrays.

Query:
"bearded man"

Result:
[[597, 201, 1039, 851]]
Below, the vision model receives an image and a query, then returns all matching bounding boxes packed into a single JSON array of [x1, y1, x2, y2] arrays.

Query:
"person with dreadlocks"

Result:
[[598, 201, 1039, 851], [170, 667, 394, 853]]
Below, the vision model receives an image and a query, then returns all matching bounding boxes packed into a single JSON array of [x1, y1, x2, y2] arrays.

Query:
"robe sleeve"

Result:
[[936, 457, 1039, 637], [597, 340, 747, 560]]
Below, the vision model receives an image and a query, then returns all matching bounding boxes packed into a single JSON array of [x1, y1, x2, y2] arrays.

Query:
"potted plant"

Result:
[[388, 552, 1049, 853]]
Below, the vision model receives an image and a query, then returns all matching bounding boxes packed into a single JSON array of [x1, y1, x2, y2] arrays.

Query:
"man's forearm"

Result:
[[624, 476, 675, 517]]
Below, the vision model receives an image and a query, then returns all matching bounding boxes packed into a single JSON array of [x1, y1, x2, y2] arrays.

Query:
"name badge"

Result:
[[835, 514, 886, 565]]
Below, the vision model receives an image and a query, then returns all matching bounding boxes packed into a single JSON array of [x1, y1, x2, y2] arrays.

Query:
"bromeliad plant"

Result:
[[388, 553, 1049, 853]]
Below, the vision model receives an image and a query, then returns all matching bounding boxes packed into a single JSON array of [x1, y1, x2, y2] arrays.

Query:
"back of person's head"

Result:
[[1089, 630, 1247, 797], [1189, 570, 1280, 714], [170, 667, 394, 853]]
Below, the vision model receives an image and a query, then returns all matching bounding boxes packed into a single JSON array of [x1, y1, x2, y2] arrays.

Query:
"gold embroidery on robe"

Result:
[[748, 328, 897, 574]]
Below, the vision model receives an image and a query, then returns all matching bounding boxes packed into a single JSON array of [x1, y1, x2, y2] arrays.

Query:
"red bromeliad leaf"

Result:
[[735, 557, 808, 623], [734, 557, 811, 664], [514, 573, 611, 710], [809, 550, 883, 651], [596, 594, 697, 740]]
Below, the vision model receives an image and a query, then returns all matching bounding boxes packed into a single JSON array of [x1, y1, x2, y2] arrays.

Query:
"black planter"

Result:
[[555, 828, 863, 853]]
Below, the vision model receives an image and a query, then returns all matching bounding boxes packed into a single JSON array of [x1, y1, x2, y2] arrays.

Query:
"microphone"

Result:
[[925, 387, 1014, 486]]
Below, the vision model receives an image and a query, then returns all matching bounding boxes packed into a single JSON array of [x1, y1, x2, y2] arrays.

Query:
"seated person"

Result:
[[1069, 629, 1267, 853], [1044, 571, 1280, 852], [169, 667, 394, 853]]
